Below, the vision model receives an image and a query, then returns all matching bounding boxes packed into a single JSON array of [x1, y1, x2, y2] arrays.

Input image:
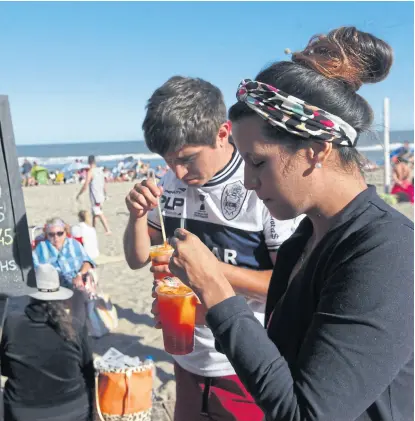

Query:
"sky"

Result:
[[0, 1, 413, 145]]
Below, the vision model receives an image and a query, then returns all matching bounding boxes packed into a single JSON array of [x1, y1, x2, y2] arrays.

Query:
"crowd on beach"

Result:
[[1, 26, 414, 421], [20, 157, 169, 187]]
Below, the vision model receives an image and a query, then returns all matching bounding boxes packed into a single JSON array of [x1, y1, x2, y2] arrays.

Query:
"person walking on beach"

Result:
[[123, 76, 302, 421], [77, 155, 111, 234], [165, 27, 413, 421], [21, 159, 32, 186]]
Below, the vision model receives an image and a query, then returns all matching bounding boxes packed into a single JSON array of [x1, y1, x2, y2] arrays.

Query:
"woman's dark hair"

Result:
[[229, 26, 394, 172], [32, 299, 77, 343]]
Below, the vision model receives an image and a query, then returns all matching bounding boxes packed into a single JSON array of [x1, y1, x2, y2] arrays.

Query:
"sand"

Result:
[[5, 170, 414, 406], [22, 180, 177, 402]]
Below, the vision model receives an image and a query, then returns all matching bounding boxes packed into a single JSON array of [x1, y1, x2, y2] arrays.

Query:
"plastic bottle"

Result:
[[144, 355, 156, 400]]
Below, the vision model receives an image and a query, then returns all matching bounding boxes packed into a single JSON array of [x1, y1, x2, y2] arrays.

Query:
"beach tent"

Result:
[[31, 165, 49, 185]]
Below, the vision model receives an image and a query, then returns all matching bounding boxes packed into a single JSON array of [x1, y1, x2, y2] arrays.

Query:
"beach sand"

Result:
[[2, 170, 413, 413], [21, 180, 177, 403]]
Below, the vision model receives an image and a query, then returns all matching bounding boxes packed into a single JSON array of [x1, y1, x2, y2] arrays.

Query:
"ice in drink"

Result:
[[156, 279, 197, 355]]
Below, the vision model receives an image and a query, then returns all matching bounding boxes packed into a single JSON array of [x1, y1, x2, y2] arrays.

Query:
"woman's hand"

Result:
[[73, 273, 85, 290], [168, 229, 235, 309]]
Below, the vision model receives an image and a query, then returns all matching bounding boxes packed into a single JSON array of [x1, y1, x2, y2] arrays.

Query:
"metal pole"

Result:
[[383, 97, 391, 194]]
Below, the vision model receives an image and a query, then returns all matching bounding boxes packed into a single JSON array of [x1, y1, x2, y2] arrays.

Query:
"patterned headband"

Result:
[[236, 79, 357, 147]]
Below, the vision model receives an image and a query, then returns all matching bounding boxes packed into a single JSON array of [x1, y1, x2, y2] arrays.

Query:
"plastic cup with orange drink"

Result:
[[149, 243, 174, 280], [156, 277, 198, 355]]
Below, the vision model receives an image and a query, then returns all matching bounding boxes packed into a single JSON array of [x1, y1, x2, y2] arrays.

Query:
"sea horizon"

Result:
[[15, 129, 414, 169]]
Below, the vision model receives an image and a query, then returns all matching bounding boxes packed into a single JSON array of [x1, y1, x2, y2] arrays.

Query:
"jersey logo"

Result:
[[194, 193, 208, 219], [221, 181, 247, 220]]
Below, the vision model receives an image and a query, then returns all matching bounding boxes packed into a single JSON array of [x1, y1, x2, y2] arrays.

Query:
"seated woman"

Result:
[[32, 217, 95, 287], [32, 217, 96, 324], [165, 27, 413, 421], [0, 264, 95, 421]]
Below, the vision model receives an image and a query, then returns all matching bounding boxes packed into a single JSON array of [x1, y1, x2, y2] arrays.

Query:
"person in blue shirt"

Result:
[[32, 217, 96, 324]]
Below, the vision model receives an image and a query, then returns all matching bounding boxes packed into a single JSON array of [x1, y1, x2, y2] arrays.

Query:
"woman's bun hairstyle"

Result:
[[292, 26, 394, 92], [228, 26, 394, 173]]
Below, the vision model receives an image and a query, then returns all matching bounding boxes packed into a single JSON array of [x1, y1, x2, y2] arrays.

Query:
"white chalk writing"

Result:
[[0, 260, 17, 272], [0, 202, 5, 223], [0, 228, 13, 246]]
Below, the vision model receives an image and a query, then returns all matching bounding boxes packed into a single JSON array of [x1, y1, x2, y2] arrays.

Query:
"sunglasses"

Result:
[[47, 231, 65, 238]]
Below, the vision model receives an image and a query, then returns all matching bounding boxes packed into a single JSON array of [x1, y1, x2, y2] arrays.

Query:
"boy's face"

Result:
[[164, 144, 222, 186], [163, 123, 231, 186]]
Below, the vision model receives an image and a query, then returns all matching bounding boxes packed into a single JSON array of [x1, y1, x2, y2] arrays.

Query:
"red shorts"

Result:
[[173, 363, 263, 421]]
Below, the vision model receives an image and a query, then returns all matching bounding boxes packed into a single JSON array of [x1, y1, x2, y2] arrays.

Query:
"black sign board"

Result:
[[0, 95, 35, 299]]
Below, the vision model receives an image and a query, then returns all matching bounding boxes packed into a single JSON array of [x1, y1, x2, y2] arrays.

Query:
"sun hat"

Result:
[[30, 263, 73, 301]]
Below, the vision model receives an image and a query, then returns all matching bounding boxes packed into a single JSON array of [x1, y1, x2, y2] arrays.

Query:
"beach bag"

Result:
[[87, 292, 118, 338], [95, 363, 153, 421], [83, 270, 118, 338]]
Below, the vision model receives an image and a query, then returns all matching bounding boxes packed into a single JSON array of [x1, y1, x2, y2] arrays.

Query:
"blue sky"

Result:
[[0, 1, 413, 145]]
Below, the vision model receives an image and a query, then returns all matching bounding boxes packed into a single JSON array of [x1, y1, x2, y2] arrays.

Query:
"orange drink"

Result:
[[156, 279, 197, 355], [149, 244, 174, 280]]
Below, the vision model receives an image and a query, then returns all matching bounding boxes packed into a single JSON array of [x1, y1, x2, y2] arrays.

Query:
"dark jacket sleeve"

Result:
[[206, 224, 414, 421], [0, 316, 9, 375], [79, 323, 95, 406]]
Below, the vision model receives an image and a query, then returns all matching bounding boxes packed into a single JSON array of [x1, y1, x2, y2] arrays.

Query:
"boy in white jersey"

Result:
[[123, 76, 301, 421]]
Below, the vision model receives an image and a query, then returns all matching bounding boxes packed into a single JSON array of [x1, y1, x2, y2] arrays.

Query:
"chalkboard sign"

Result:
[[0, 95, 35, 297]]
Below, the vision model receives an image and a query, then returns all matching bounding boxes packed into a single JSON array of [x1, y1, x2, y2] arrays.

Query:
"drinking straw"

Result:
[[152, 174, 167, 245]]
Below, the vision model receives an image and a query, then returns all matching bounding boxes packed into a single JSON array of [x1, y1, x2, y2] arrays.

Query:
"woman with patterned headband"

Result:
[[167, 27, 413, 420]]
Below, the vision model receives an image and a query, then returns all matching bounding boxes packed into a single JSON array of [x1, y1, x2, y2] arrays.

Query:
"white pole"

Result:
[[383, 97, 391, 194]]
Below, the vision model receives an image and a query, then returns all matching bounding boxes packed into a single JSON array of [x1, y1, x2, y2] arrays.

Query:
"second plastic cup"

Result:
[[149, 244, 174, 280], [156, 280, 197, 355]]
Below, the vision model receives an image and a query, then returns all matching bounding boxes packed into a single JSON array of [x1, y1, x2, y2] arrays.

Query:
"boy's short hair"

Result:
[[142, 76, 227, 156]]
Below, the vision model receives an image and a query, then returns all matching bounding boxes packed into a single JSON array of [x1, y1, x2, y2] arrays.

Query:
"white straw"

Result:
[[153, 174, 167, 244], [180, 218, 185, 230]]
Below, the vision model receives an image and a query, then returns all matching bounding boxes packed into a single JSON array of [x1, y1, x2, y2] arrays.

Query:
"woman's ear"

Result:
[[306, 142, 333, 168]]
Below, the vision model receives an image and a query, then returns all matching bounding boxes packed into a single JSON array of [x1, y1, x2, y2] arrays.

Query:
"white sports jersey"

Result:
[[148, 148, 302, 377]]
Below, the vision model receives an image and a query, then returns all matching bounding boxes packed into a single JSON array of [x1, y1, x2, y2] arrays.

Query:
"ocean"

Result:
[[16, 129, 414, 171], [16, 140, 165, 171]]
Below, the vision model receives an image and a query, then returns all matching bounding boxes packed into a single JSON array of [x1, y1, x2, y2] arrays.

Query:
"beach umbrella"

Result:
[[63, 162, 88, 172]]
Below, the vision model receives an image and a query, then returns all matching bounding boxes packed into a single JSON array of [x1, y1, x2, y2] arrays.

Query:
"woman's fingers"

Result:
[[151, 299, 162, 329], [152, 279, 164, 298]]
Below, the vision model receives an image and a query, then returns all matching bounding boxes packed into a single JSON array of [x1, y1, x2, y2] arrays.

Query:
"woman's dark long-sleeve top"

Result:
[[0, 302, 95, 412], [206, 186, 414, 421]]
